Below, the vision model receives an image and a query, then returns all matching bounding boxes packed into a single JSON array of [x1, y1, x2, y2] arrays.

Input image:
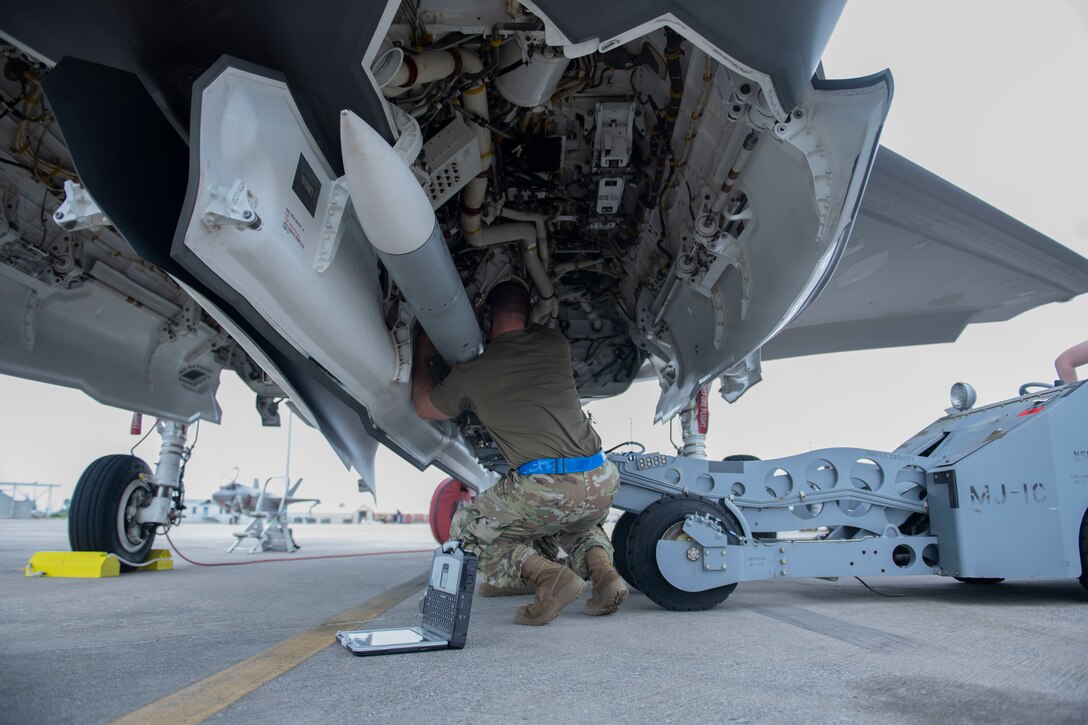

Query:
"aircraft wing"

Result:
[[761, 146, 1088, 360]]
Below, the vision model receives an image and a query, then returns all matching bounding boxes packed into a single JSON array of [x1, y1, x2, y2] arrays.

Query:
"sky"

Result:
[[2, 1, 1087, 517]]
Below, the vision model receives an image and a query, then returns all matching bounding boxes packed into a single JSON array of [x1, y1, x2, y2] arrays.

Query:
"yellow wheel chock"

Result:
[[24, 549, 173, 578]]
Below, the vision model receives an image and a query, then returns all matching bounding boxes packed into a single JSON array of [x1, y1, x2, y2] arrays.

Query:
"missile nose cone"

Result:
[[340, 109, 435, 255]]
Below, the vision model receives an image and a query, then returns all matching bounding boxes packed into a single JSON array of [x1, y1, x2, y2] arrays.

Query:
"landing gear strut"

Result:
[[68, 419, 191, 567], [677, 385, 710, 459]]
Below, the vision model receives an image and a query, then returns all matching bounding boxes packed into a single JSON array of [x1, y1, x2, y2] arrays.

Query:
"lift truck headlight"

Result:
[[950, 382, 977, 411]]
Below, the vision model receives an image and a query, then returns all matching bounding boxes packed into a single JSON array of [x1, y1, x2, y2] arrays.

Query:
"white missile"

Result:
[[340, 109, 434, 255], [340, 109, 483, 364]]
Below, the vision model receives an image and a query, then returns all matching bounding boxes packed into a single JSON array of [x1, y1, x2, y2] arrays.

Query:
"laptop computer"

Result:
[[336, 543, 477, 656]]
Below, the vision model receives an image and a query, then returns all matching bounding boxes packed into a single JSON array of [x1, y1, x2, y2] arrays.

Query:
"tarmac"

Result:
[[2, 519, 1087, 724]]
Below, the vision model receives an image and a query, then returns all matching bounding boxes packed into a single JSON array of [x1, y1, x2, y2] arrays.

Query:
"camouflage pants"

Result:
[[450, 461, 620, 588]]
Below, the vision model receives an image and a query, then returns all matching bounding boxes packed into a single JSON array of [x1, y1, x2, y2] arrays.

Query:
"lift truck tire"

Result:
[[69, 455, 156, 570], [610, 511, 638, 589], [625, 495, 741, 611]]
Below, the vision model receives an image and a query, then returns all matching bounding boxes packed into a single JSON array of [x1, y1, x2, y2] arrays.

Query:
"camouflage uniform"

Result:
[[450, 461, 620, 588]]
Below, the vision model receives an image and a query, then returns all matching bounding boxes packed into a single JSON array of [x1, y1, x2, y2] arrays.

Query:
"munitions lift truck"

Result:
[[608, 380, 1088, 610]]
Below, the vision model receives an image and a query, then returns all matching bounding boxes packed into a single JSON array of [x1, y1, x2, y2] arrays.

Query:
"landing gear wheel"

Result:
[[626, 495, 741, 611], [68, 455, 156, 571], [954, 577, 1006, 585], [610, 512, 638, 589]]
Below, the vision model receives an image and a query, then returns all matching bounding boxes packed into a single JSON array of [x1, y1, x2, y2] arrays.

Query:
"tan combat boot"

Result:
[[514, 554, 586, 625], [479, 581, 535, 597], [584, 547, 629, 616]]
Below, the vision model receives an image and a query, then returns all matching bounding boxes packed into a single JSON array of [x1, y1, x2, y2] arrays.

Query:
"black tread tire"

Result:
[[626, 495, 740, 611], [954, 577, 1005, 585], [69, 455, 155, 571], [610, 512, 638, 589], [1079, 509, 1088, 593]]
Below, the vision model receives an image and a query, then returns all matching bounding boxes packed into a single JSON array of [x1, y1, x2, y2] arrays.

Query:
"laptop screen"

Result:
[[340, 628, 430, 648]]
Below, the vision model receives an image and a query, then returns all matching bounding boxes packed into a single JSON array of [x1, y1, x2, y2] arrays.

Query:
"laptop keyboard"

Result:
[[422, 588, 458, 635]]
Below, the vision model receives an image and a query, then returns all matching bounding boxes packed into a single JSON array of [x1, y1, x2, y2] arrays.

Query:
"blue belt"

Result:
[[517, 451, 606, 476]]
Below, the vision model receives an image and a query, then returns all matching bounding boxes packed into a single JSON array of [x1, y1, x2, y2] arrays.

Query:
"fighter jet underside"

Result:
[[1, 0, 1087, 504]]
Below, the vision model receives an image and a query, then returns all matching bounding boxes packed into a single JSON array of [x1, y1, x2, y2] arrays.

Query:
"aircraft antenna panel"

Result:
[[420, 117, 482, 209]]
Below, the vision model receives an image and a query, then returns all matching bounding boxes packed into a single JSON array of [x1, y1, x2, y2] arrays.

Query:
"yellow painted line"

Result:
[[112, 571, 429, 725]]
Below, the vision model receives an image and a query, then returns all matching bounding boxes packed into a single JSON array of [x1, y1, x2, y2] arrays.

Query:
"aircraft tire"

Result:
[[625, 495, 740, 611], [609, 511, 638, 589], [68, 454, 156, 570], [429, 478, 473, 544]]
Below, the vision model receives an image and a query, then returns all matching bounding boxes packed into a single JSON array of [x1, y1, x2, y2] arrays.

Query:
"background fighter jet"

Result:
[[209, 470, 318, 553], [211, 472, 319, 521], [0, 1, 1086, 567]]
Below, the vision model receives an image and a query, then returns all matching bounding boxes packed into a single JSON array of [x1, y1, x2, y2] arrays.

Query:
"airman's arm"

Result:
[[411, 332, 452, 420], [1055, 339, 1088, 383]]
